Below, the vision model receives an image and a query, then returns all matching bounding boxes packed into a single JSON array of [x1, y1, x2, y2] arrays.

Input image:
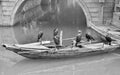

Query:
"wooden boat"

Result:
[[2, 41, 120, 59]]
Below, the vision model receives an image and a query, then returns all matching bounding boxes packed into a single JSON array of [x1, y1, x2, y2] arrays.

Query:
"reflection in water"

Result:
[[2, 53, 120, 75], [14, 0, 87, 45]]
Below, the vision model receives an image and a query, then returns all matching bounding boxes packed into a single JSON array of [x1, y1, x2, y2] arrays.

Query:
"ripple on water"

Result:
[[0, 53, 120, 75]]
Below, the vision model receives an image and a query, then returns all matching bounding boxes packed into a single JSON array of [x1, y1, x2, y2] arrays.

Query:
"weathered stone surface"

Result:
[[0, 0, 115, 26]]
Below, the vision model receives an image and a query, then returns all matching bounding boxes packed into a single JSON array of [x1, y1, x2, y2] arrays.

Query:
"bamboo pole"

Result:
[[60, 30, 63, 46]]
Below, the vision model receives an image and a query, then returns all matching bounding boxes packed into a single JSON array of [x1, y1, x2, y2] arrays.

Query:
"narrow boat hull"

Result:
[[2, 43, 120, 59], [11, 46, 119, 59], [18, 49, 113, 59]]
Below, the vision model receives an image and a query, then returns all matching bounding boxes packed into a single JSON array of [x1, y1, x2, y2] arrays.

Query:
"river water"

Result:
[[0, 0, 120, 75]]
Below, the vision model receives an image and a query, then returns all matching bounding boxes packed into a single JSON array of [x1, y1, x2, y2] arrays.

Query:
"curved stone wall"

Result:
[[12, 0, 42, 25], [0, 0, 115, 26], [12, 0, 91, 26]]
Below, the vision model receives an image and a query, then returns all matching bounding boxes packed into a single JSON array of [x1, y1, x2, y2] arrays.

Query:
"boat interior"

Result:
[[14, 40, 117, 51]]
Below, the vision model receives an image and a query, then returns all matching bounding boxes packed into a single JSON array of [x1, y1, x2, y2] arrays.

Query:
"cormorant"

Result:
[[85, 33, 95, 42], [105, 34, 112, 45], [53, 28, 60, 49], [105, 29, 113, 45], [75, 30, 82, 47], [53, 35, 60, 46], [53, 28, 58, 36], [37, 31, 43, 44]]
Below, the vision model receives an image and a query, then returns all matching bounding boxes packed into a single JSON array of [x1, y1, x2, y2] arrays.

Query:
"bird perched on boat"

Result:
[[53, 28, 59, 36], [102, 29, 114, 48], [37, 31, 43, 44], [53, 35, 60, 47], [105, 34, 112, 45], [85, 33, 95, 43], [75, 30, 82, 47], [53, 28, 60, 49], [105, 29, 112, 45]]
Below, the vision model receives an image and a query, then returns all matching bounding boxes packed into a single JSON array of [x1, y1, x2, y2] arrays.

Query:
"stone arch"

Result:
[[11, 0, 91, 26], [11, 0, 28, 25], [77, 0, 92, 26]]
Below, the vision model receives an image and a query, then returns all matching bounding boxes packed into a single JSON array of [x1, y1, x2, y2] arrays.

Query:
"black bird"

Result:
[[104, 29, 115, 45], [105, 34, 112, 45], [53, 28, 60, 49], [37, 31, 43, 43], [53, 28, 58, 36], [85, 33, 95, 42], [53, 36, 60, 46], [75, 30, 82, 47]]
